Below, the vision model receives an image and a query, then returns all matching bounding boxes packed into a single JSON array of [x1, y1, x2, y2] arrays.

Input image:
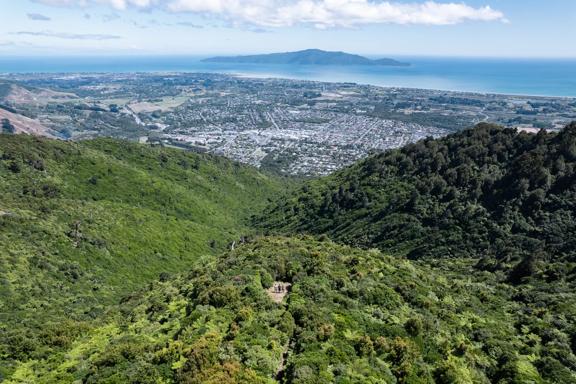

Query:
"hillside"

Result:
[[203, 49, 409, 66], [8, 237, 575, 383], [0, 134, 283, 377], [0, 79, 70, 138], [257, 123, 576, 282], [0, 80, 77, 105], [3, 124, 576, 383], [0, 107, 56, 137]]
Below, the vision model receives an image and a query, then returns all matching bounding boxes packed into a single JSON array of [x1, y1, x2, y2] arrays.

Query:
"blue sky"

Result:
[[0, 0, 574, 57]]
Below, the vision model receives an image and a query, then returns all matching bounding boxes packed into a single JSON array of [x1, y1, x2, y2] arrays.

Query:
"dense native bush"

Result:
[[3, 125, 576, 383], [258, 123, 576, 282], [0, 134, 283, 378], [6, 237, 574, 383]]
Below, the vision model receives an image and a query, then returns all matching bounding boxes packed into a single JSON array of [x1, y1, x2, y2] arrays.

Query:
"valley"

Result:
[[0, 134, 284, 381], [1, 67, 576, 384], [2, 124, 576, 383], [2, 0, 575, 382]]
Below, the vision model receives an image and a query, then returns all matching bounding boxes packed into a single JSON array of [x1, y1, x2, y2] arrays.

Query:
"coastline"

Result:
[[3, 69, 575, 100], [0, 56, 575, 98], [230, 71, 576, 100]]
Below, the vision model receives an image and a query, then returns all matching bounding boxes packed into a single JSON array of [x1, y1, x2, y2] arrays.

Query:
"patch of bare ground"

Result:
[[4, 84, 77, 105], [0, 108, 56, 138], [266, 281, 291, 304]]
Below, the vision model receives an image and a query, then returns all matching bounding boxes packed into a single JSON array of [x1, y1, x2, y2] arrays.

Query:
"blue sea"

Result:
[[0, 55, 575, 97]]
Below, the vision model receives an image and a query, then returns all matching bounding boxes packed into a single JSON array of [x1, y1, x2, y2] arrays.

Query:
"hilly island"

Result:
[[2, 123, 576, 383], [202, 49, 410, 67]]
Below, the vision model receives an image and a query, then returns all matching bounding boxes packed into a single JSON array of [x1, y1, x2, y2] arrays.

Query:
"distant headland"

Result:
[[202, 49, 410, 67]]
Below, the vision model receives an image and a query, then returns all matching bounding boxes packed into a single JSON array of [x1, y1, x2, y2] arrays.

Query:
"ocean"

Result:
[[0, 55, 575, 97]]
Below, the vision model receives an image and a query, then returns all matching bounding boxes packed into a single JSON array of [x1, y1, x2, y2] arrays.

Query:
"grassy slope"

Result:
[[0, 134, 284, 377], [10, 236, 575, 383]]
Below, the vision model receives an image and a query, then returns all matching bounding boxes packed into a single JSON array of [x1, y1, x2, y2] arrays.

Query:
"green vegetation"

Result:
[[258, 123, 576, 282], [0, 134, 283, 378], [7, 237, 575, 383], [0, 81, 13, 100], [1, 118, 15, 134], [3, 123, 576, 383]]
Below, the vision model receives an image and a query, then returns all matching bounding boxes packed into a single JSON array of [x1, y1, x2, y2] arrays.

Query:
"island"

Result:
[[202, 49, 410, 66]]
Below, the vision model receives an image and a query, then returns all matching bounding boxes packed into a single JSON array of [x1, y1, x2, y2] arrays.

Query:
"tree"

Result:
[[2, 118, 15, 134]]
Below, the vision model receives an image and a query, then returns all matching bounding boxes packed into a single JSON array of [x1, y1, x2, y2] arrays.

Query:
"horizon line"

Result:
[[1, 52, 576, 60]]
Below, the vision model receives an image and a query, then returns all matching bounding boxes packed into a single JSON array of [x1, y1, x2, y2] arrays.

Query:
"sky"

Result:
[[0, 0, 574, 57]]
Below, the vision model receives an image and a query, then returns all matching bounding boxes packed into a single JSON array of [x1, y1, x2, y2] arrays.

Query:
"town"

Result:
[[2, 72, 575, 175]]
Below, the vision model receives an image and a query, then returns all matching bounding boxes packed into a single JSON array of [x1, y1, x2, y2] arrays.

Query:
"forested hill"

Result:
[[0, 134, 283, 377], [10, 237, 576, 383], [258, 123, 576, 282], [3, 127, 576, 383], [203, 49, 409, 66]]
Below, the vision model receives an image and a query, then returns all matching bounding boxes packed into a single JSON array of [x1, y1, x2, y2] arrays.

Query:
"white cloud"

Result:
[[12, 30, 121, 40], [27, 13, 52, 21], [32, 0, 159, 9], [32, 0, 506, 28]]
